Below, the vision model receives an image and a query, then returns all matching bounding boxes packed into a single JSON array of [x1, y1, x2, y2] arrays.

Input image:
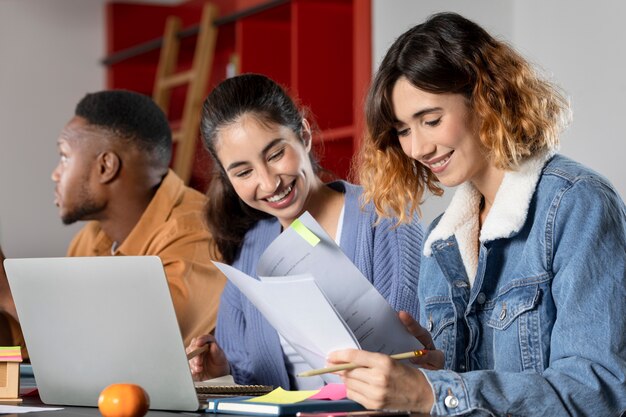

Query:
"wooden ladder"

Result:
[[153, 2, 218, 184]]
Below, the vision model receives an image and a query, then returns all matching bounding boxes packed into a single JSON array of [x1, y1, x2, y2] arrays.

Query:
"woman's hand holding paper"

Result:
[[397, 311, 444, 370]]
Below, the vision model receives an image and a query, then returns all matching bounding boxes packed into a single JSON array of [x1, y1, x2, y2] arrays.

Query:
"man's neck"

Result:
[[98, 179, 162, 246]]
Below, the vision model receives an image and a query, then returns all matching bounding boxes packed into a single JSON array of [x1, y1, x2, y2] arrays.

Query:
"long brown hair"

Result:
[[201, 74, 321, 263], [359, 12, 570, 222]]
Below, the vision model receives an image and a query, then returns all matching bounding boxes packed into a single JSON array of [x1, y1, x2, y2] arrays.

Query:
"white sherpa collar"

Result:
[[423, 152, 552, 258]]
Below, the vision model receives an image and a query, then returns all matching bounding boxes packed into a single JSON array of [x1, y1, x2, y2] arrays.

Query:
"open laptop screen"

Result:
[[4, 256, 200, 411]]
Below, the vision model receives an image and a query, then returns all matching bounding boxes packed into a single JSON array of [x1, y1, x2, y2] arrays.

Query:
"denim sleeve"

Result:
[[421, 179, 626, 416]]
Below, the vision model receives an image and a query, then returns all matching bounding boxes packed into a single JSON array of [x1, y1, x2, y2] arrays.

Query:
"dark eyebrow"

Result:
[[394, 107, 443, 125], [225, 138, 285, 172]]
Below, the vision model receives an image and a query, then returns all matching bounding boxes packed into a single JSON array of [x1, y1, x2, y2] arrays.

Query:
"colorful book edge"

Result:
[[205, 397, 365, 416]]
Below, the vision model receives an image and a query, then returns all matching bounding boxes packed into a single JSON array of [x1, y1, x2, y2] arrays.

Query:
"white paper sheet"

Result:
[[213, 263, 358, 379], [257, 212, 422, 355], [214, 211, 422, 375], [0, 405, 64, 414]]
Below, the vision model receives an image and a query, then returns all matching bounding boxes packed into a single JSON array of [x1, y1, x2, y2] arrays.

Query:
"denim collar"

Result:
[[424, 152, 553, 262]]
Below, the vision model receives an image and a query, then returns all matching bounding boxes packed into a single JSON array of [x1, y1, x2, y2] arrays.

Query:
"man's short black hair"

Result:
[[75, 90, 172, 167]]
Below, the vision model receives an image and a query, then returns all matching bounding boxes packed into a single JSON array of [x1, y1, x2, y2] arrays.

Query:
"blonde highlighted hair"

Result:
[[358, 12, 570, 222]]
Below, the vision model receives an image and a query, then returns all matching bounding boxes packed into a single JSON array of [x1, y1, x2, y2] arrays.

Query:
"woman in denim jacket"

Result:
[[327, 12, 626, 416]]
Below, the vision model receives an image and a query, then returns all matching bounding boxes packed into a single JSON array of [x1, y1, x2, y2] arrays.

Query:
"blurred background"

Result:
[[1, 0, 624, 258]]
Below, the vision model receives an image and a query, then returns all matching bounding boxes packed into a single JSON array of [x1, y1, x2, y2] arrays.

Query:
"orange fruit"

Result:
[[98, 383, 150, 417]]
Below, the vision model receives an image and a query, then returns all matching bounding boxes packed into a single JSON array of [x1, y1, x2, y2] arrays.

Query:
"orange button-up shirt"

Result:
[[67, 170, 225, 345]]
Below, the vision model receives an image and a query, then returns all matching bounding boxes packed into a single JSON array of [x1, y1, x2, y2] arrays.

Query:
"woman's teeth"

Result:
[[267, 184, 293, 202], [431, 156, 450, 168]]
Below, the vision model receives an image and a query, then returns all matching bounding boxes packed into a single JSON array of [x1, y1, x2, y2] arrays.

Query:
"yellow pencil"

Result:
[[297, 349, 428, 377]]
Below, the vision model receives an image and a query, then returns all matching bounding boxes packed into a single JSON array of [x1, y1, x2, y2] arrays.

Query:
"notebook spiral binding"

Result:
[[195, 383, 274, 397]]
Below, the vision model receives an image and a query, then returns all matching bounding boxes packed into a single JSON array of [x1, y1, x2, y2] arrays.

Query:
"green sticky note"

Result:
[[291, 219, 320, 246]]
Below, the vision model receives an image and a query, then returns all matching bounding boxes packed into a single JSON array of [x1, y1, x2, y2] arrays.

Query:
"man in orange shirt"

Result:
[[0, 90, 225, 352]]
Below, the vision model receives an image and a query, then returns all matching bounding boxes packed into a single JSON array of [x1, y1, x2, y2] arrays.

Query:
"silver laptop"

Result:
[[4, 256, 202, 411]]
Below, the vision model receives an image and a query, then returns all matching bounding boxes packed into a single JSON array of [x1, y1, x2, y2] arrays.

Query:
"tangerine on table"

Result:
[[98, 383, 150, 417]]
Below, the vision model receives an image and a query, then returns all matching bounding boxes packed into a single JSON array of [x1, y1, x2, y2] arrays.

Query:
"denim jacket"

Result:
[[418, 154, 626, 416]]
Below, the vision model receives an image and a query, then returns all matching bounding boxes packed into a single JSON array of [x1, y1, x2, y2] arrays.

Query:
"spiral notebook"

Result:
[[195, 376, 273, 397]]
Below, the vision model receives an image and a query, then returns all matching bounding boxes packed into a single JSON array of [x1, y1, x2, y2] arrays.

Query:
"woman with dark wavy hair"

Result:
[[327, 12, 626, 415], [186, 73, 426, 389]]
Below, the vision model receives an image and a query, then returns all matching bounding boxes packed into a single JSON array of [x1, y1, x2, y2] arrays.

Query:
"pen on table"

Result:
[[186, 344, 209, 360], [297, 349, 429, 377]]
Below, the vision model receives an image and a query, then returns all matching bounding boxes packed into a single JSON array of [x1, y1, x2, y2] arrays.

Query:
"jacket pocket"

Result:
[[424, 298, 455, 369], [485, 283, 544, 372], [486, 284, 540, 330]]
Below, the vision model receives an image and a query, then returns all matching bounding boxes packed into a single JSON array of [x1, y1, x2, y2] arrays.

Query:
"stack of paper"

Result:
[[0, 346, 22, 362]]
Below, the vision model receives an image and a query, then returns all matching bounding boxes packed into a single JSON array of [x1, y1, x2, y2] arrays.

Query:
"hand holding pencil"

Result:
[[185, 334, 230, 381], [297, 349, 429, 377], [186, 344, 209, 360], [323, 312, 442, 413], [303, 312, 444, 377]]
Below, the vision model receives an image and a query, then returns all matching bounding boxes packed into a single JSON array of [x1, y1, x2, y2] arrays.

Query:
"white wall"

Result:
[[0, 0, 105, 257], [512, 0, 626, 205], [373, 0, 626, 224]]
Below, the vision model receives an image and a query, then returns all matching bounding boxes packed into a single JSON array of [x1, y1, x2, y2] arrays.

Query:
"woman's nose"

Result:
[[410, 131, 435, 161], [258, 170, 280, 193]]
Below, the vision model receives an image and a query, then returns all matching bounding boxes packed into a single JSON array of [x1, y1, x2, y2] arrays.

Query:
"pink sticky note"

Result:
[[307, 383, 347, 400]]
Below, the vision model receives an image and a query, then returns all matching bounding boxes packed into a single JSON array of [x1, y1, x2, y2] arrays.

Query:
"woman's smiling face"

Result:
[[392, 76, 491, 188], [215, 114, 316, 228]]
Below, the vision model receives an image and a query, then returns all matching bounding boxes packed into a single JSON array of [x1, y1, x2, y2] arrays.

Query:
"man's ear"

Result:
[[301, 119, 312, 152], [96, 151, 121, 184]]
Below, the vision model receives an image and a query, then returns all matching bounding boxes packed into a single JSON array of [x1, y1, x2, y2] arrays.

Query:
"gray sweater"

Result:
[[215, 181, 423, 388]]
